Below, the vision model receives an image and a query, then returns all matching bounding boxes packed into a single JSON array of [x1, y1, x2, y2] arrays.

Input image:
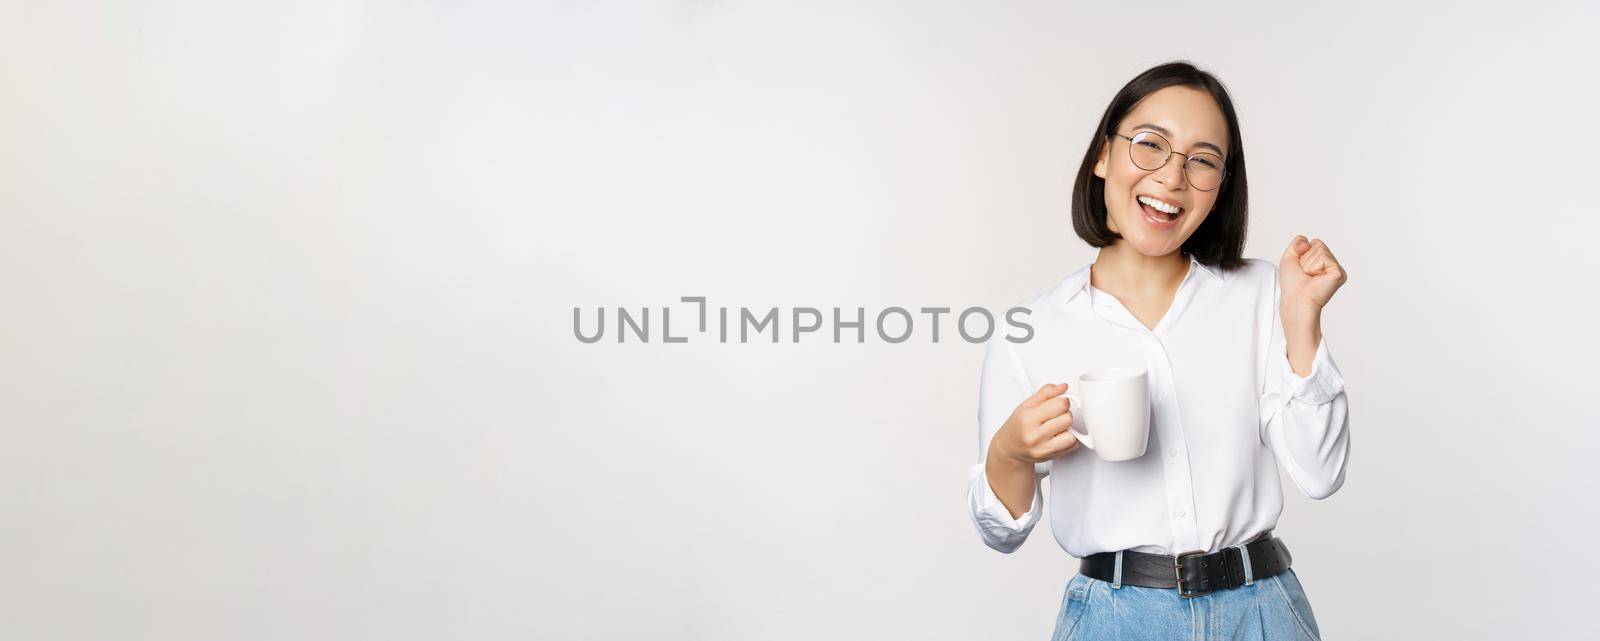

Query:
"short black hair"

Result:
[[1071, 61, 1248, 271]]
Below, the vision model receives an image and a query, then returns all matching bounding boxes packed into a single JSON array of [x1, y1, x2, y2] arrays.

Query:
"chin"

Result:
[[1128, 237, 1182, 257], [1113, 218, 1186, 257]]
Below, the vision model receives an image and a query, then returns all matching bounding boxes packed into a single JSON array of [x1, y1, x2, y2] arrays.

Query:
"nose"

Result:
[[1153, 152, 1189, 190]]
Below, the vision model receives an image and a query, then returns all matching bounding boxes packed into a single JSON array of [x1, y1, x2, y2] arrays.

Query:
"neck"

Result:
[[1091, 242, 1190, 297]]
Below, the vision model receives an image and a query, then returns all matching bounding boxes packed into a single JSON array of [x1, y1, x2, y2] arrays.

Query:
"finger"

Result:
[[1282, 234, 1310, 261], [1300, 248, 1331, 274], [1298, 239, 1326, 262], [1306, 239, 1329, 260], [1039, 408, 1075, 437], [1305, 258, 1334, 277], [1321, 261, 1345, 282], [1042, 427, 1082, 457], [1308, 242, 1344, 281], [1301, 246, 1337, 276], [1021, 383, 1066, 408], [1030, 395, 1071, 420]]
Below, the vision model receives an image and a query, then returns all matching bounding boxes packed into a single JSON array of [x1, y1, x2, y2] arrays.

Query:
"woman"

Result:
[[966, 61, 1350, 641]]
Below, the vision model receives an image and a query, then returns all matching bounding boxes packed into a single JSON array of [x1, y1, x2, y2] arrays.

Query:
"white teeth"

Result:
[[1138, 195, 1181, 215]]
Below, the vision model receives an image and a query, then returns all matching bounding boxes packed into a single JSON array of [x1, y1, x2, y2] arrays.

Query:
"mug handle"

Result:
[[1064, 391, 1093, 450]]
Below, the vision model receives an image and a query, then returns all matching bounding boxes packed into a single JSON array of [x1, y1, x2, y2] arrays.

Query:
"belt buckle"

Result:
[[1173, 550, 1210, 599]]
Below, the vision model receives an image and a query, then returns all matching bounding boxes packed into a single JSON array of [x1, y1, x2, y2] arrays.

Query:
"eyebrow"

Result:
[[1129, 123, 1225, 156]]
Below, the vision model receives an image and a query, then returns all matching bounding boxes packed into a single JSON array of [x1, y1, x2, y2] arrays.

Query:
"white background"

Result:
[[4, 1, 1598, 639]]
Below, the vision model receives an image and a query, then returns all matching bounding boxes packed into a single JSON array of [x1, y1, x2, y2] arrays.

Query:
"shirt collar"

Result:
[[1190, 255, 1224, 283], [1058, 251, 1224, 305]]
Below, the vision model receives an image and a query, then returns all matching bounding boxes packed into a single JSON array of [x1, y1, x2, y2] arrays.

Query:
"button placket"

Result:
[[1145, 335, 1200, 552]]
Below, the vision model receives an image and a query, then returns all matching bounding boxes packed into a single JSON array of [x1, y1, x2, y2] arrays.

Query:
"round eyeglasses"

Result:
[[1110, 131, 1226, 192]]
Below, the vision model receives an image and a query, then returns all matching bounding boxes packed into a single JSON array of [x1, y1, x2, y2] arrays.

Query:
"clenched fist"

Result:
[[991, 383, 1082, 465], [1280, 235, 1348, 312]]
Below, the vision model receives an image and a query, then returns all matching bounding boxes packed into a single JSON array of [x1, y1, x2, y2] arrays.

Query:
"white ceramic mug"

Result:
[[1064, 367, 1151, 462]]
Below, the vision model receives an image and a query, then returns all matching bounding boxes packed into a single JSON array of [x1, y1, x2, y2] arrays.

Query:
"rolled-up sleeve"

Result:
[[1259, 325, 1351, 501], [968, 333, 1048, 553], [968, 462, 1044, 553]]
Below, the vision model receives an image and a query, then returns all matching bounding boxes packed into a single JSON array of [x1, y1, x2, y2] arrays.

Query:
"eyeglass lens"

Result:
[[1124, 131, 1223, 191]]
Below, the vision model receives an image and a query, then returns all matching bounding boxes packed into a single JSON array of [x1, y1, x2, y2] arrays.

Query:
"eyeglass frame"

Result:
[[1108, 131, 1228, 192]]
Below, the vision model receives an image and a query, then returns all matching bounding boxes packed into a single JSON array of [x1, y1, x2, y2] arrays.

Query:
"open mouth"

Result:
[[1138, 195, 1184, 223]]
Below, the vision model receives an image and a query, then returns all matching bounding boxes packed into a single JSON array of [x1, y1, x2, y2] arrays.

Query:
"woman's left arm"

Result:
[[1280, 235, 1348, 375], [1261, 235, 1351, 500]]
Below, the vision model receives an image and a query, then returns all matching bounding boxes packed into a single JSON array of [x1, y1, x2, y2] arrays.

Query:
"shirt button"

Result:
[[1159, 391, 1171, 401], [1168, 448, 1178, 458], [1175, 508, 1187, 517]]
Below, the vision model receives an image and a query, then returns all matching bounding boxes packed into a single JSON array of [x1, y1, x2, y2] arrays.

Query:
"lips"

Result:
[[1138, 197, 1184, 229]]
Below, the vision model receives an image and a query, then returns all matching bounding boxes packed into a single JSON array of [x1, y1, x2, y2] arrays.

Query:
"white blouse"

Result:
[[967, 251, 1350, 557]]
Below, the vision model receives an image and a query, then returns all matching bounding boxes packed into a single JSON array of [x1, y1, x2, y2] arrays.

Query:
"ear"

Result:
[[1093, 138, 1109, 179]]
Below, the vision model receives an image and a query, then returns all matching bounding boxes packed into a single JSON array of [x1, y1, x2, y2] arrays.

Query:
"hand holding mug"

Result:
[[992, 383, 1081, 466]]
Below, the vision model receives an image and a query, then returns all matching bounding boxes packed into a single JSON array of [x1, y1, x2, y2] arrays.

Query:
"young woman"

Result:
[[966, 61, 1350, 640]]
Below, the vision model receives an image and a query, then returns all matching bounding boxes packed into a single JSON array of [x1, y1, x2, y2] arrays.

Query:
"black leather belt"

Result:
[[1078, 532, 1292, 598]]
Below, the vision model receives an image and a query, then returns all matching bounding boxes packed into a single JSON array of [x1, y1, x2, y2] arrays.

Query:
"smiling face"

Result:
[[1093, 85, 1230, 258]]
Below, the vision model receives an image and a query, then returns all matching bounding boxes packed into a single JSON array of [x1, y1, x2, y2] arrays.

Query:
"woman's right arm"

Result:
[[968, 337, 1081, 553], [985, 447, 1042, 521]]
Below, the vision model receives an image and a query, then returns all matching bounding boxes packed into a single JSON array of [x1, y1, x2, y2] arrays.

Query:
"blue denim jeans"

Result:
[[1051, 568, 1322, 641]]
